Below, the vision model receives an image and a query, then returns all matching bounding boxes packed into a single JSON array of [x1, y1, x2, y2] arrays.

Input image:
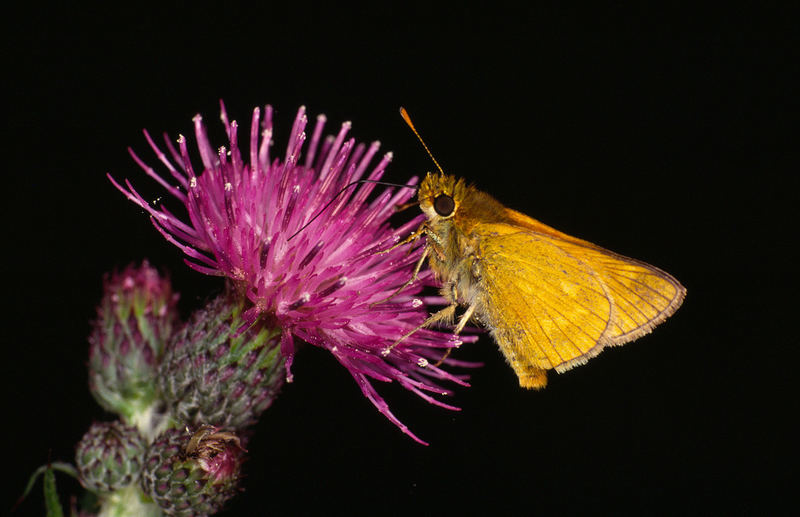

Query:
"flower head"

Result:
[[75, 420, 146, 494], [110, 103, 477, 443], [160, 293, 285, 431], [141, 426, 245, 516], [88, 261, 179, 427]]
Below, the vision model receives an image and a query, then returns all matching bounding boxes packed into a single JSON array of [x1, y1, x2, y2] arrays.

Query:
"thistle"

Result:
[[111, 103, 478, 443], [75, 420, 146, 494], [159, 293, 284, 430], [88, 262, 179, 431], [141, 426, 245, 516]]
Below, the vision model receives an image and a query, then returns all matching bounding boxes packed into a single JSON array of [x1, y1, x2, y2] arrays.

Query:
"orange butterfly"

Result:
[[386, 109, 686, 389]]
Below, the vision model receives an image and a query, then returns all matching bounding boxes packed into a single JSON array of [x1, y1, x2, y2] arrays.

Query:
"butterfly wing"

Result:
[[474, 218, 685, 388]]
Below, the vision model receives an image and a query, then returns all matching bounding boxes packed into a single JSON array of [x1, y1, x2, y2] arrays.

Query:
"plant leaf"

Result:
[[14, 462, 78, 514], [43, 466, 64, 517]]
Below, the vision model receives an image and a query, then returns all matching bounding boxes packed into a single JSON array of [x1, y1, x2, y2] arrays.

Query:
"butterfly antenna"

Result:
[[400, 107, 445, 174], [287, 179, 418, 241]]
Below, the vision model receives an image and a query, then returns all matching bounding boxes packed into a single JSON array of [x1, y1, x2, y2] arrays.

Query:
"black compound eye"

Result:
[[433, 194, 455, 217]]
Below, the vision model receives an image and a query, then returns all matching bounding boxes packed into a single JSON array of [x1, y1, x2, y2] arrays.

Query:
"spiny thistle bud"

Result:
[[75, 420, 146, 494], [88, 261, 179, 424], [141, 425, 245, 516], [159, 293, 284, 430]]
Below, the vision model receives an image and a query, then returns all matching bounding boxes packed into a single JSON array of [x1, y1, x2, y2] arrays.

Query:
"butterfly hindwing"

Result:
[[474, 219, 684, 384]]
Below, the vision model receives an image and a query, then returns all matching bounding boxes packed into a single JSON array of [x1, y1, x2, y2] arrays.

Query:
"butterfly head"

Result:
[[418, 172, 468, 221]]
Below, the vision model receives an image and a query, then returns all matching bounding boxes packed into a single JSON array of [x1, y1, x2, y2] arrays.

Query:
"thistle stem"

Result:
[[97, 485, 162, 517]]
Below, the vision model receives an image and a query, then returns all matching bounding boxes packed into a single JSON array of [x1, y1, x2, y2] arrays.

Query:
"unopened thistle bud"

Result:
[[141, 425, 245, 516], [75, 420, 146, 494], [88, 262, 179, 425], [159, 293, 284, 431]]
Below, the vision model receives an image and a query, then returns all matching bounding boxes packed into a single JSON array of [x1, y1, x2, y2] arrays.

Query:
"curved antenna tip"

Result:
[[398, 108, 444, 175]]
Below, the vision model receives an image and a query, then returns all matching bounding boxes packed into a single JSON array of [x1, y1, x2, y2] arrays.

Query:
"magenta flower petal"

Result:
[[111, 102, 479, 443]]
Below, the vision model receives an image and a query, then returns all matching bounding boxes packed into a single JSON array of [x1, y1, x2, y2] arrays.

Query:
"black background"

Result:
[[4, 4, 795, 516]]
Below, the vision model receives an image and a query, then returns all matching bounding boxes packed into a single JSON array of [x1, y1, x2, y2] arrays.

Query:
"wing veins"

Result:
[[482, 266, 556, 368], [603, 267, 677, 305], [489, 248, 609, 299], [604, 279, 661, 321], [485, 255, 610, 340], [484, 244, 612, 367], [535, 274, 612, 330], [517, 227, 679, 306], [530, 291, 602, 359], [514, 282, 572, 365]]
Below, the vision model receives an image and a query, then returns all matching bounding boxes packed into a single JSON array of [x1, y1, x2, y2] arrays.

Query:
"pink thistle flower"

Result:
[[109, 102, 478, 443]]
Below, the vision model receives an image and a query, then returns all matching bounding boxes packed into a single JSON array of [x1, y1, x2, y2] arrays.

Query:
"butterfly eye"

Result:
[[433, 194, 455, 217]]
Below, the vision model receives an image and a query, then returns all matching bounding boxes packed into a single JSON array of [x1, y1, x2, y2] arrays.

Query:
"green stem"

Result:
[[128, 400, 170, 442], [98, 485, 162, 517]]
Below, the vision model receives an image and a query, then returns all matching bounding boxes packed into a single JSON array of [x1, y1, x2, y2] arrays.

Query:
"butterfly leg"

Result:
[[376, 222, 427, 255], [381, 303, 458, 357], [370, 246, 429, 308], [432, 302, 476, 366], [452, 303, 476, 335], [393, 200, 418, 212]]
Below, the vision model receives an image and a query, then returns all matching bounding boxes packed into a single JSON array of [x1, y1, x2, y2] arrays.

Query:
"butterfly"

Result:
[[386, 109, 686, 389]]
